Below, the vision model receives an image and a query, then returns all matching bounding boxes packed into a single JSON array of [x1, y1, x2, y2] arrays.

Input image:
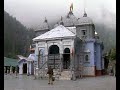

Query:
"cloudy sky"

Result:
[[4, 0, 116, 28]]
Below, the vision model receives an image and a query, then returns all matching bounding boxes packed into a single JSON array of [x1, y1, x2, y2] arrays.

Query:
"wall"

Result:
[[76, 25, 95, 39], [19, 63, 23, 74], [83, 66, 95, 76], [84, 39, 95, 67], [27, 62, 31, 74], [95, 43, 102, 70], [82, 39, 96, 76]]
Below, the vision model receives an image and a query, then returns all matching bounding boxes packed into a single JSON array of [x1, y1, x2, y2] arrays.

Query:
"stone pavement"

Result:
[[4, 74, 116, 90]]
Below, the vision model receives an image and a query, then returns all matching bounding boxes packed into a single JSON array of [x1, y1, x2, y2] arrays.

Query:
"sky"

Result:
[[4, 0, 116, 28]]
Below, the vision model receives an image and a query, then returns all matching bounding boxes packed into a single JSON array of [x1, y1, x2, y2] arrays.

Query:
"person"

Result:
[[47, 66, 53, 85], [10, 66, 12, 75], [15, 65, 18, 78]]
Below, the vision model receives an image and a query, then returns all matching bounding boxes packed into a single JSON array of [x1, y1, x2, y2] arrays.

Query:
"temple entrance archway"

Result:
[[48, 45, 60, 69], [63, 48, 70, 69]]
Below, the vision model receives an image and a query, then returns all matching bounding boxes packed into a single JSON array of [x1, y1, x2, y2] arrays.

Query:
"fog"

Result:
[[4, 0, 116, 29]]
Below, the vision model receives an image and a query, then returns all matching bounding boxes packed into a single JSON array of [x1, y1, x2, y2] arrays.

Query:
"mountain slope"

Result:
[[4, 11, 35, 58]]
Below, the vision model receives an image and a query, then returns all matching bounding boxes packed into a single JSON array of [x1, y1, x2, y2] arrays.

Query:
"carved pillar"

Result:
[[34, 42, 38, 78], [60, 40, 63, 71], [45, 41, 48, 68], [71, 40, 74, 70]]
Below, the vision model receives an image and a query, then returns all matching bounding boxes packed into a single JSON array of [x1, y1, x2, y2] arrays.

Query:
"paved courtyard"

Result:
[[4, 74, 116, 90]]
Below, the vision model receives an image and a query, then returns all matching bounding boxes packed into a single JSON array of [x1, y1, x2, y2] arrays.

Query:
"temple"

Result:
[[32, 4, 104, 80]]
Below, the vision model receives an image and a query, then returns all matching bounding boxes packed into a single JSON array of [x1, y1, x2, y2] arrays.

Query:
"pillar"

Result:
[[45, 41, 48, 68], [60, 40, 63, 71]]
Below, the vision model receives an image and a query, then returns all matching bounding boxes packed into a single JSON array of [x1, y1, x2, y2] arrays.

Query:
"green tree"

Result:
[[108, 48, 116, 61], [4, 11, 35, 58]]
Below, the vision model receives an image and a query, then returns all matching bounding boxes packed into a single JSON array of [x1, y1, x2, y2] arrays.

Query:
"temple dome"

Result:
[[36, 18, 49, 31], [58, 11, 78, 27], [77, 12, 94, 25]]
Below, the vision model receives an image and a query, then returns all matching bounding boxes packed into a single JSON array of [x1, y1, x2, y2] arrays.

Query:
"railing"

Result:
[[38, 60, 48, 79], [39, 60, 48, 69], [52, 61, 62, 80], [55, 61, 62, 71], [34, 54, 48, 79], [35, 54, 73, 80], [48, 54, 60, 69]]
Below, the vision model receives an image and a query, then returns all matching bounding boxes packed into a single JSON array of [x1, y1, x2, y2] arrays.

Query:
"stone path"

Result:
[[4, 74, 116, 90]]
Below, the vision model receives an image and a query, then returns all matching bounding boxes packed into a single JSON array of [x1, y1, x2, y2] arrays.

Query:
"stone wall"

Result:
[[83, 66, 95, 76]]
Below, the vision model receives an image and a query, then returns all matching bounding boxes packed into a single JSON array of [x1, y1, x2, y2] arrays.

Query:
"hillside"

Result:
[[4, 11, 35, 58]]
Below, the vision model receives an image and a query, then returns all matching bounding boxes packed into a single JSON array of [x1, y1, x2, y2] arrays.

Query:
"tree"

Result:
[[4, 11, 35, 58], [104, 53, 109, 70], [108, 48, 116, 61]]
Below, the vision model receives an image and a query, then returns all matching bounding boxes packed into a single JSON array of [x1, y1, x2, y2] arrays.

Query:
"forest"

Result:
[[4, 11, 35, 58]]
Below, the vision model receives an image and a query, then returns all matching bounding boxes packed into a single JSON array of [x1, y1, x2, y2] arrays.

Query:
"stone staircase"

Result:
[[34, 60, 72, 80], [59, 70, 72, 80], [36, 69, 72, 80]]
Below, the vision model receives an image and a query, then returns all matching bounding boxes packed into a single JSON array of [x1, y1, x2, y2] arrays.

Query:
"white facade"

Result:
[[18, 54, 35, 75], [18, 59, 27, 74]]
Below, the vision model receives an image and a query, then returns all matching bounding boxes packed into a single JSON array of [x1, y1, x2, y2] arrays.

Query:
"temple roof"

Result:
[[33, 25, 76, 41], [77, 12, 94, 25], [35, 18, 49, 31], [58, 11, 78, 27]]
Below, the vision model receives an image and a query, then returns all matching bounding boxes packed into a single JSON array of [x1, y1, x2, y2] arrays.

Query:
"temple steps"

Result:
[[59, 70, 71, 80]]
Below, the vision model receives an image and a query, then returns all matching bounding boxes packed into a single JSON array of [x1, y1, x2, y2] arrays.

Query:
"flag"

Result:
[[70, 3, 73, 12]]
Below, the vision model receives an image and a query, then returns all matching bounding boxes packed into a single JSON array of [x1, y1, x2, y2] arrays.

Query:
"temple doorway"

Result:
[[63, 48, 70, 69], [48, 45, 60, 69]]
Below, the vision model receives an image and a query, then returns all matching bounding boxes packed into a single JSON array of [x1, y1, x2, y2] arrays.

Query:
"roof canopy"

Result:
[[17, 55, 35, 62], [33, 25, 76, 41], [4, 57, 18, 66]]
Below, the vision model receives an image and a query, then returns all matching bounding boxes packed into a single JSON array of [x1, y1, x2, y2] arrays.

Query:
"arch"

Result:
[[63, 48, 70, 69], [49, 45, 59, 54], [64, 48, 70, 53], [48, 45, 60, 69]]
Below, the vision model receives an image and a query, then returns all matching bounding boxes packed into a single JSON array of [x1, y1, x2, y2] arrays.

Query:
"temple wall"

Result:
[[83, 66, 95, 76]]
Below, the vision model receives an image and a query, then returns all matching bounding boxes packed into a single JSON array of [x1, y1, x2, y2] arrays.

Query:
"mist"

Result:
[[4, 0, 116, 30]]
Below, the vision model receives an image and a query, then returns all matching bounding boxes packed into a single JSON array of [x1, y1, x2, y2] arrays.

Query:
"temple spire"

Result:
[[83, 9, 87, 17], [83, 0, 87, 17], [44, 17, 47, 23]]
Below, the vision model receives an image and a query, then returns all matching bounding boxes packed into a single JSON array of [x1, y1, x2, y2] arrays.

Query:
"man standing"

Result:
[[47, 66, 53, 85]]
